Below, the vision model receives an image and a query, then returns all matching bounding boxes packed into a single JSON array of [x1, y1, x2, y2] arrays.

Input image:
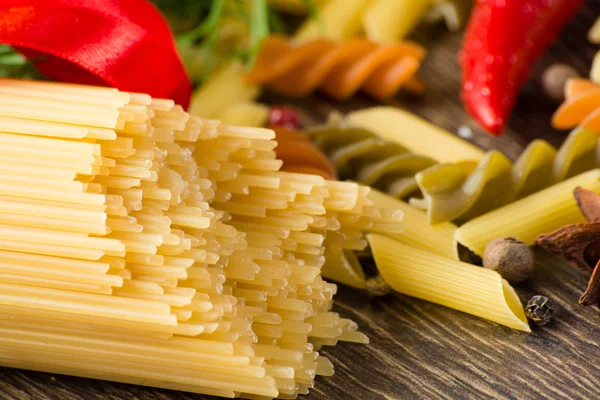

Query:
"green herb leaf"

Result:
[[177, 0, 224, 45], [247, 0, 270, 67]]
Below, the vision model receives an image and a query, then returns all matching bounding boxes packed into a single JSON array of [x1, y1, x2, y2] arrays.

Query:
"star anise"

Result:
[[535, 187, 600, 306]]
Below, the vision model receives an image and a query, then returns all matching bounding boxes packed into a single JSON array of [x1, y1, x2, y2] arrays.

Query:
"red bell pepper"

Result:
[[460, 0, 585, 135], [0, 0, 191, 108]]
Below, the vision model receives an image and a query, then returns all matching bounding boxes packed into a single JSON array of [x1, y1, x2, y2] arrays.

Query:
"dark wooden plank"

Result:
[[3, 2, 600, 400]]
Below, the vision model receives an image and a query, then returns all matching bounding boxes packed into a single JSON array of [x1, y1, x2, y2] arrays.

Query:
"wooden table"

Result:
[[3, 3, 600, 399]]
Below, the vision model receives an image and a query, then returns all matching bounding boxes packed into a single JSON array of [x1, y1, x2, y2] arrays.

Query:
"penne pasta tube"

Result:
[[363, 0, 431, 42], [346, 107, 485, 163], [456, 169, 600, 256], [367, 189, 457, 259], [368, 234, 530, 332]]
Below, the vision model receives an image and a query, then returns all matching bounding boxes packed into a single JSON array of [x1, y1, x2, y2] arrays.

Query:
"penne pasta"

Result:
[[456, 169, 600, 256], [293, 0, 372, 42], [368, 234, 530, 332], [363, 0, 431, 42], [367, 189, 457, 259], [345, 107, 485, 163]]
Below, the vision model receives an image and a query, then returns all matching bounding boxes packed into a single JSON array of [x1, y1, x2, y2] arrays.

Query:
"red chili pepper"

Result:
[[459, 0, 584, 135], [0, 0, 191, 107]]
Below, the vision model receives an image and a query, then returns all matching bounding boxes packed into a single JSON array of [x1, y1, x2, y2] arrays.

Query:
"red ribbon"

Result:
[[0, 0, 191, 108]]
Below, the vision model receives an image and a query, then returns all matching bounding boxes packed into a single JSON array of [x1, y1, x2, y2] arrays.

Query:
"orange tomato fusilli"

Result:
[[247, 35, 426, 101]]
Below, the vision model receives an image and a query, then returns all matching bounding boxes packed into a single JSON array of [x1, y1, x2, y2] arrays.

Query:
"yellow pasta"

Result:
[[591, 50, 600, 85], [294, 0, 471, 43], [308, 113, 437, 198], [320, 248, 367, 289], [363, 0, 431, 42], [367, 189, 457, 259], [424, 0, 472, 32], [269, 0, 330, 14], [0, 78, 407, 398], [188, 62, 261, 120], [368, 234, 530, 332], [456, 169, 600, 257], [589, 16, 600, 44], [213, 102, 269, 127], [327, 104, 600, 224], [345, 107, 485, 163], [294, 0, 372, 42]]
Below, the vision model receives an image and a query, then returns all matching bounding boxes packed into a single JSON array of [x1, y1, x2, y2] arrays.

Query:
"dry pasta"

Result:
[[415, 127, 600, 223], [307, 112, 438, 198], [293, 0, 372, 42], [552, 78, 600, 130], [456, 169, 600, 257], [367, 233, 530, 332], [0, 78, 405, 398], [591, 51, 600, 85], [268, 0, 330, 14], [589, 16, 600, 44], [189, 61, 262, 121], [424, 0, 473, 32], [345, 107, 484, 163], [247, 35, 426, 101], [213, 102, 269, 127], [295, 0, 471, 43], [339, 107, 600, 224], [367, 189, 457, 259], [363, 0, 431, 43]]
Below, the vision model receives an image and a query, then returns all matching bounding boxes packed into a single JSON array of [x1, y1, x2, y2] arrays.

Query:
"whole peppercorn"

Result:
[[483, 238, 534, 284], [365, 274, 392, 297], [525, 295, 554, 326], [541, 63, 580, 102]]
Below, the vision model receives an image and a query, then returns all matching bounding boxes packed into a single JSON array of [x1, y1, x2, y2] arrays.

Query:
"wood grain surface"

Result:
[[3, 2, 600, 400]]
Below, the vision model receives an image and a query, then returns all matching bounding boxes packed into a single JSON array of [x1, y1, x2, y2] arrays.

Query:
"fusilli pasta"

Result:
[[553, 78, 600, 130], [307, 116, 436, 198], [247, 35, 425, 101], [305, 108, 600, 224]]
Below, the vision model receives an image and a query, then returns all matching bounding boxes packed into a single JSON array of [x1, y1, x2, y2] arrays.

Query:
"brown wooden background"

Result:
[[3, 2, 600, 399]]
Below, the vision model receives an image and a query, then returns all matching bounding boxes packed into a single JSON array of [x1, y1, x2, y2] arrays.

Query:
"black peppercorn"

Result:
[[525, 295, 553, 326]]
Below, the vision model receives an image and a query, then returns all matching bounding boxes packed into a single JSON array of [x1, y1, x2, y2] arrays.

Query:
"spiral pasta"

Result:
[[552, 78, 600, 130], [295, 0, 472, 43], [307, 117, 437, 198], [247, 35, 426, 101], [304, 107, 600, 224]]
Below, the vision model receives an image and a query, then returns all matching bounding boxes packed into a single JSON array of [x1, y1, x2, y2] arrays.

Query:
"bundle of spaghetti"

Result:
[[294, 0, 472, 43], [0, 79, 404, 399], [0, 82, 276, 397], [304, 106, 600, 224], [247, 35, 426, 101], [193, 120, 402, 395]]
